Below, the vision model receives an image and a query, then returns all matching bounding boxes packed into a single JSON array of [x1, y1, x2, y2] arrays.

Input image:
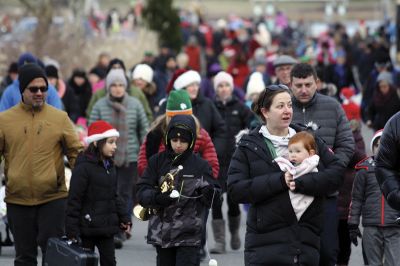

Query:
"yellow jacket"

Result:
[[0, 102, 83, 205]]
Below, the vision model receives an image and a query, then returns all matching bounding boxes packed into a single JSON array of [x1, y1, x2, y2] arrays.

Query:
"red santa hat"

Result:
[[166, 69, 187, 95], [85, 120, 120, 144], [340, 87, 360, 121]]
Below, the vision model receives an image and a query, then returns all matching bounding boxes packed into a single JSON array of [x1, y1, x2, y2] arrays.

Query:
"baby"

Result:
[[274, 131, 320, 220]]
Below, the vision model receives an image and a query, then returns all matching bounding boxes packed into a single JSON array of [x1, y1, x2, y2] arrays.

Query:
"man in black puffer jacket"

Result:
[[376, 111, 400, 210]]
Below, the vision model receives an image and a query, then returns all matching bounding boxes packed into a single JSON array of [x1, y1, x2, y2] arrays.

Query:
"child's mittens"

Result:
[[348, 224, 362, 246], [200, 185, 215, 208], [155, 191, 177, 207]]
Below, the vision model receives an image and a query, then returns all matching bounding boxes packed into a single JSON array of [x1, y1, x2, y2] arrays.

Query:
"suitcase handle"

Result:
[[60, 236, 92, 253]]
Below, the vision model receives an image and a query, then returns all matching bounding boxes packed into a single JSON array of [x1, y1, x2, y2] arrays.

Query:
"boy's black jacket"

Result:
[[137, 114, 219, 248]]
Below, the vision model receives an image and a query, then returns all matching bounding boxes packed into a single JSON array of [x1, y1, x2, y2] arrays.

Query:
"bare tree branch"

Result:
[[19, 0, 39, 16]]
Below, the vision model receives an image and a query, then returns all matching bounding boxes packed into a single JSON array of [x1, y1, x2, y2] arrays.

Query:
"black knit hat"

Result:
[[18, 63, 48, 94], [45, 65, 59, 79], [8, 62, 18, 74], [167, 126, 192, 144]]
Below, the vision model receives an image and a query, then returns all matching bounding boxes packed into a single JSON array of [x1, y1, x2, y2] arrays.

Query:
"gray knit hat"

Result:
[[106, 69, 127, 90], [273, 55, 297, 67], [376, 71, 393, 85]]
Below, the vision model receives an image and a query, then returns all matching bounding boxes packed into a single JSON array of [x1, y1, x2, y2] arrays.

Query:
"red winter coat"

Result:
[[137, 127, 219, 178]]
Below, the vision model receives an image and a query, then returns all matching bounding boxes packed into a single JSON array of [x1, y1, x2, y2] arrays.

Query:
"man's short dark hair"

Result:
[[290, 63, 318, 81]]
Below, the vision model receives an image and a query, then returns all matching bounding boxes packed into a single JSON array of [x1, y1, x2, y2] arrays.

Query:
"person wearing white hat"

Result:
[[173, 70, 202, 99], [210, 71, 253, 254], [131, 63, 159, 115], [245, 72, 266, 107]]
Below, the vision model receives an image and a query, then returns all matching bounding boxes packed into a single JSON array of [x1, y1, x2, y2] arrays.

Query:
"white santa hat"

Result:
[[246, 72, 265, 99], [370, 129, 383, 153], [85, 120, 120, 145], [173, 70, 201, 90], [213, 71, 234, 90], [132, 64, 154, 83]]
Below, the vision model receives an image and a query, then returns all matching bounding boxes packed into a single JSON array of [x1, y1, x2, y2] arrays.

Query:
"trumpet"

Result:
[[134, 165, 183, 221]]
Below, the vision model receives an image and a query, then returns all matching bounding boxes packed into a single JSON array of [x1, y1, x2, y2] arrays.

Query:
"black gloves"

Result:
[[348, 224, 362, 246], [201, 185, 215, 208], [155, 192, 177, 207]]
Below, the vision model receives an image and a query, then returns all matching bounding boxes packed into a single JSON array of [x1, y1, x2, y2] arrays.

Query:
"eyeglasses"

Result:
[[27, 86, 48, 93], [259, 84, 290, 107]]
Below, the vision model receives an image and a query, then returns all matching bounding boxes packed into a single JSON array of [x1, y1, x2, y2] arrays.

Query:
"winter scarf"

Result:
[[107, 93, 129, 167], [259, 125, 296, 157]]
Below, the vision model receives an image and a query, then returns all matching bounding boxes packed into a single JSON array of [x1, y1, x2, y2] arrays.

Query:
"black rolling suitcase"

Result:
[[44, 237, 99, 266]]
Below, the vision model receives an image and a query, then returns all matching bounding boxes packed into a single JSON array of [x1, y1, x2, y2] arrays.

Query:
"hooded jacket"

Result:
[[137, 117, 219, 178], [137, 115, 217, 248], [349, 156, 400, 227]]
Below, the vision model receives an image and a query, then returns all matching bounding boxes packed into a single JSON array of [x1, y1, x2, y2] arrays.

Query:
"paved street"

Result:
[[0, 123, 373, 265], [0, 199, 365, 266]]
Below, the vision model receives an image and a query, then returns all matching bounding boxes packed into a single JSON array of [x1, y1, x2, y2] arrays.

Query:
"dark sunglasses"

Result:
[[259, 84, 290, 107], [27, 86, 48, 93]]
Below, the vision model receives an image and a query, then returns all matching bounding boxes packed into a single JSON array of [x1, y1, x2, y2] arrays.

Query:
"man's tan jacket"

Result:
[[0, 102, 83, 205]]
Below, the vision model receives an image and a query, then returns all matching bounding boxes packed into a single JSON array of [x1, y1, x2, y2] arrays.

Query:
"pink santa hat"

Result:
[[213, 71, 234, 90]]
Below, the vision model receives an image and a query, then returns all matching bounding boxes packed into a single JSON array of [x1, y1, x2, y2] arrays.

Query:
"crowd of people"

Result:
[[0, 7, 400, 266]]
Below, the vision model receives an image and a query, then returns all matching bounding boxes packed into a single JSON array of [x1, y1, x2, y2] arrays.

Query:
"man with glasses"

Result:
[[289, 63, 354, 266], [0, 52, 62, 112], [0, 63, 83, 265]]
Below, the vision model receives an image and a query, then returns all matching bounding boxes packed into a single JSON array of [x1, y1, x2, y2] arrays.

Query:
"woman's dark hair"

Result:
[[84, 138, 108, 161], [252, 85, 291, 122], [290, 63, 318, 82]]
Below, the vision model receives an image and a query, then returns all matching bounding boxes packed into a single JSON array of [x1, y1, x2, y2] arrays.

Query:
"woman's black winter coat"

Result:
[[227, 124, 344, 266]]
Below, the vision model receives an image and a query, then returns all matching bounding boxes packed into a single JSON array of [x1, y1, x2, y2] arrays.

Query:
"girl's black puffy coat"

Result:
[[227, 125, 344, 266], [66, 154, 129, 238]]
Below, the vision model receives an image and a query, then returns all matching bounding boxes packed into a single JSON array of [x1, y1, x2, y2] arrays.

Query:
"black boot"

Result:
[[228, 215, 241, 250]]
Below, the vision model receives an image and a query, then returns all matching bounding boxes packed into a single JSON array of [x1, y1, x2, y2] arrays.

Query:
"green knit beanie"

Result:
[[166, 90, 193, 117]]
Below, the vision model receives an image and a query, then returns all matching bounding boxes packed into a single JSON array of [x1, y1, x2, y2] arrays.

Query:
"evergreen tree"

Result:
[[143, 0, 183, 52]]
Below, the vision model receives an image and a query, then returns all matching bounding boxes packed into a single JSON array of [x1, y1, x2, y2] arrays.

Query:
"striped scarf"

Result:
[[107, 94, 129, 167]]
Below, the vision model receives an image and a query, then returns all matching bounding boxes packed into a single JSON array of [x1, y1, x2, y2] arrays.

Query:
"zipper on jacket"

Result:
[[381, 195, 385, 225], [103, 160, 110, 174], [29, 111, 35, 199], [302, 107, 306, 125]]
